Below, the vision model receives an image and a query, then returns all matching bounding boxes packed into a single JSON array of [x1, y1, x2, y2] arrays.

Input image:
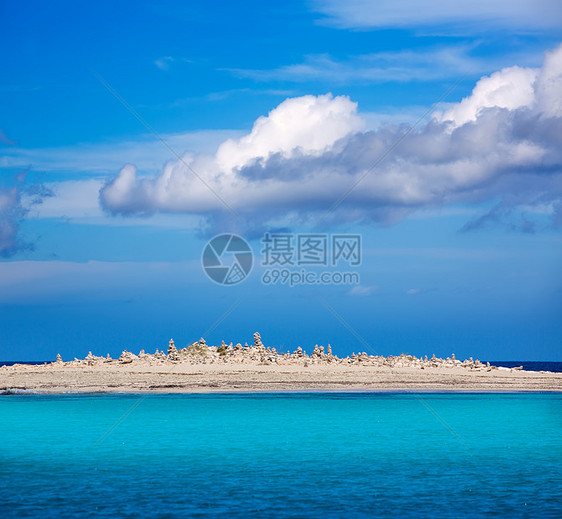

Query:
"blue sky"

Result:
[[1, 0, 561, 360]]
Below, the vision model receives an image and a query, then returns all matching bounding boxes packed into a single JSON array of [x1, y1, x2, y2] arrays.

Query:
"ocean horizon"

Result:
[[1, 392, 560, 518]]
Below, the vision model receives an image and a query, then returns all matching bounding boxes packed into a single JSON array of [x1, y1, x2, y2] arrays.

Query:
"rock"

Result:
[[119, 349, 133, 364], [167, 339, 180, 362], [47, 336, 506, 372], [217, 341, 228, 356]]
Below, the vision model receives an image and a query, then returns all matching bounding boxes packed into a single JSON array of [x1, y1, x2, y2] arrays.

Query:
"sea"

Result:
[[0, 392, 560, 518]]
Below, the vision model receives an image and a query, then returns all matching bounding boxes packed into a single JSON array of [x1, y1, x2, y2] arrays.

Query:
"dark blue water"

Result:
[[0, 392, 561, 518], [484, 361, 562, 373]]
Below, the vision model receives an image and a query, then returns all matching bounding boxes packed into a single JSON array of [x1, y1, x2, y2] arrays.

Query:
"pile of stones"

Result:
[[53, 333, 497, 371]]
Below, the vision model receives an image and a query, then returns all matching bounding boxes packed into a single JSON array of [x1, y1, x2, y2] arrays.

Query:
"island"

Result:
[[2, 333, 561, 393]]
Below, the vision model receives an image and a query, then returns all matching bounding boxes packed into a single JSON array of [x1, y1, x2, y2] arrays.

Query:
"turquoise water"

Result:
[[0, 393, 561, 518]]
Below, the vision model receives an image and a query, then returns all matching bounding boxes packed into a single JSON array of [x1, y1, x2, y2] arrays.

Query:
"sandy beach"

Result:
[[2, 336, 561, 393], [1, 362, 561, 393]]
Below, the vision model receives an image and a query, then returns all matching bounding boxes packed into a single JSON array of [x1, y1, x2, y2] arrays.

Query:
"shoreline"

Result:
[[3, 388, 562, 396], [2, 335, 561, 394], [2, 362, 561, 394]]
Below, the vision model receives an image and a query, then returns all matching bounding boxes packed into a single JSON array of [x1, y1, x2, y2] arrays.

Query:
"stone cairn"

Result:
[[118, 349, 134, 364], [85, 351, 95, 366], [61, 332, 505, 371], [254, 332, 274, 364], [154, 348, 166, 361], [167, 339, 180, 362]]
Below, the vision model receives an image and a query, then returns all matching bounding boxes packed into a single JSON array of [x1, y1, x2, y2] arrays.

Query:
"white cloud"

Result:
[[348, 285, 379, 296], [434, 66, 539, 127], [18, 177, 200, 229], [99, 44, 562, 234], [23, 179, 105, 219], [536, 45, 562, 117], [312, 0, 562, 31], [215, 94, 364, 171], [228, 46, 494, 83], [0, 130, 241, 236], [101, 94, 366, 215]]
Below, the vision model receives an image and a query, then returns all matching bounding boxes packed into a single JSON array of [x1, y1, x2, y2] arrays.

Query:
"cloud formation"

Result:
[[0, 183, 27, 257], [100, 45, 562, 234], [0, 171, 54, 257], [215, 94, 364, 172], [226, 46, 532, 84], [434, 66, 539, 127], [312, 0, 562, 31]]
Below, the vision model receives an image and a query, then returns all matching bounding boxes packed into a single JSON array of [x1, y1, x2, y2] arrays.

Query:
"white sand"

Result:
[[2, 361, 561, 393]]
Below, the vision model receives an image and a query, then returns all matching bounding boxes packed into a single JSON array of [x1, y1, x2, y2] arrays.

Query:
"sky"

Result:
[[1, 0, 561, 361]]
